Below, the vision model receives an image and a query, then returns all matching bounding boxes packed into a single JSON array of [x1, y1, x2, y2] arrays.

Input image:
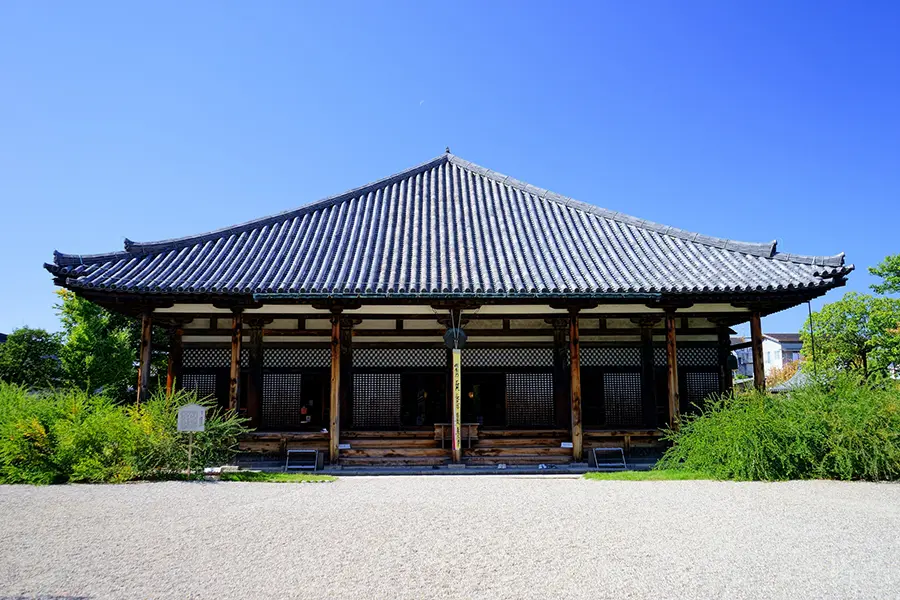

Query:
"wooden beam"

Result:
[[228, 310, 243, 411], [165, 326, 183, 396], [750, 311, 765, 390], [246, 324, 264, 428], [569, 312, 583, 462], [717, 325, 734, 395], [636, 317, 660, 428], [329, 315, 341, 464], [665, 311, 680, 429], [551, 319, 570, 429], [339, 317, 353, 430], [137, 310, 153, 404]]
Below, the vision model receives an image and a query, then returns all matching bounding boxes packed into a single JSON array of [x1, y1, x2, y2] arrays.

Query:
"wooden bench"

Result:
[[434, 423, 480, 448]]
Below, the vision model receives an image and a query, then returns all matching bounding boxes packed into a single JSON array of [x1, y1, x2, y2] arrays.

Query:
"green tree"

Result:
[[56, 290, 135, 397], [55, 291, 170, 400], [870, 254, 900, 295], [0, 327, 64, 388], [801, 292, 900, 377]]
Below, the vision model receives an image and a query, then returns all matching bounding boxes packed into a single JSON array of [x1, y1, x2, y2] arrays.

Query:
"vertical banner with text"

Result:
[[451, 348, 462, 463]]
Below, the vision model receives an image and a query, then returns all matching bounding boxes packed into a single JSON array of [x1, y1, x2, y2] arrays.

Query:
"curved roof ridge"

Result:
[[445, 154, 780, 259], [53, 154, 452, 267]]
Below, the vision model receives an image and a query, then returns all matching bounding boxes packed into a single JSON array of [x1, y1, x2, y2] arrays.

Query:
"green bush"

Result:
[[657, 375, 900, 481], [0, 382, 248, 484]]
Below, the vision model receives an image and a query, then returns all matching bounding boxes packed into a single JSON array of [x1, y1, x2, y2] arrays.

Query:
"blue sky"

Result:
[[1, 1, 897, 336]]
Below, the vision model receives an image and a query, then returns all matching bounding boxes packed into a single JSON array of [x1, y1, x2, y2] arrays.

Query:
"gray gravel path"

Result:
[[1, 476, 898, 599]]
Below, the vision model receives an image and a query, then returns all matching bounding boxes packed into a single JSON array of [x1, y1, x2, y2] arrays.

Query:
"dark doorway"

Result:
[[462, 372, 506, 426], [400, 372, 447, 427], [581, 366, 605, 427]]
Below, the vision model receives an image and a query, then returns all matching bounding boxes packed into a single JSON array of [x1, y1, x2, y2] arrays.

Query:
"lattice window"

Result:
[[352, 373, 401, 428], [264, 348, 330, 368], [654, 346, 718, 367], [262, 373, 306, 429], [353, 348, 445, 368], [679, 347, 717, 367], [181, 373, 217, 400], [581, 347, 640, 367], [505, 373, 554, 426], [183, 347, 249, 368], [603, 372, 642, 427], [685, 372, 720, 407], [461, 348, 552, 368]]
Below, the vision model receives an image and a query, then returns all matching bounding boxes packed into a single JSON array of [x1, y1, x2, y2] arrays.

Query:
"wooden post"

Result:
[[450, 348, 462, 463], [247, 323, 264, 428], [635, 317, 660, 428], [165, 326, 183, 396], [717, 324, 734, 395], [665, 311, 680, 428], [569, 311, 583, 462], [750, 311, 766, 391], [551, 319, 570, 429], [339, 318, 353, 430], [136, 310, 153, 404], [329, 315, 341, 464], [228, 310, 243, 411]]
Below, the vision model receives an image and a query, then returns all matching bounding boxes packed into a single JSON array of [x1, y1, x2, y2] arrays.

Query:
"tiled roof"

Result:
[[46, 153, 852, 299], [765, 333, 803, 343]]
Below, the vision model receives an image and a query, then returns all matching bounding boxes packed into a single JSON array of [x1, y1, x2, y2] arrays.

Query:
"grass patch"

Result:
[[657, 374, 900, 481], [583, 469, 714, 481], [220, 470, 336, 483]]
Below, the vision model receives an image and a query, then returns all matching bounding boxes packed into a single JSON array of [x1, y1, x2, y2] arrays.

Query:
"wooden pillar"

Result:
[[246, 323, 264, 428], [228, 310, 243, 411], [551, 319, 570, 429], [569, 311, 583, 462], [635, 317, 659, 428], [136, 310, 153, 404], [450, 348, 462, 463], [165, 326, 183, 396], [329, 315, 341, 464], [750, 311, 765, 391], [665, 311, 680, 428], [339, 318, 353, 430], [717, 324, 734, 395]]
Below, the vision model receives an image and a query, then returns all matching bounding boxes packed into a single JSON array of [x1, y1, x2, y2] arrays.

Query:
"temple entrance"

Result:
[[462, 372, 506, 426], [400, 372, 447, 427]]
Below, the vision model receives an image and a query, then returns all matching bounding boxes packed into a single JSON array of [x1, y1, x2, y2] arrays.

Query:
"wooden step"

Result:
[[342, 430, 435, 439], [464, 447, 573, 457], [479, 429, 568, 438], [340, 438, 439, 448], [341, 448, 451, 458], [464, 456, 573, 466], [474, 438, 567, 448], [340, 457, 449, 467]]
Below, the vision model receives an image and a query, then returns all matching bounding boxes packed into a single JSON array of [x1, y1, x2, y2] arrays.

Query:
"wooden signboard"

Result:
[[451, 348, 462, 463]]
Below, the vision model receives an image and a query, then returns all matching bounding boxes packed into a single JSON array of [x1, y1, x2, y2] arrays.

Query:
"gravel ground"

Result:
[[1, 477, 898, 600]]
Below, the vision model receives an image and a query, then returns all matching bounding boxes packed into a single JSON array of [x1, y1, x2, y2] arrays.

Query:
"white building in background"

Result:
[[763, 334, 803, 375], [731, 333, 804, 378]]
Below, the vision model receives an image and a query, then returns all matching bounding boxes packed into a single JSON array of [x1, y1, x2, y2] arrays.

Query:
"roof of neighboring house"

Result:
[[46, 153, 853, 300], [0, 333, 6, 343], [765, 333, 802, 343], [770, 369, 812, 392]]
